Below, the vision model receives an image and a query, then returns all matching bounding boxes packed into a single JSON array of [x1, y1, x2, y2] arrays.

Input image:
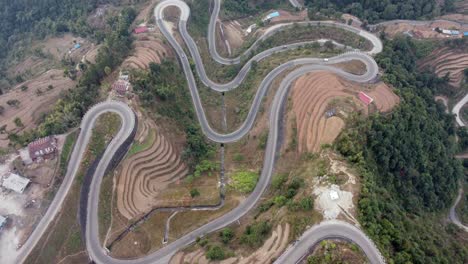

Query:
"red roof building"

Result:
[[358, 92, 374, 106], [134, 26, 148, 34], [28, 136, 58, 162], [112, 79, 131, 96]]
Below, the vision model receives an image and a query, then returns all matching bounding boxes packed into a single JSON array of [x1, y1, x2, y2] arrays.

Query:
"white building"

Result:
[[329, 190, 339, 201], [2, 173, 30, 193], [0, 215, 6, 229]]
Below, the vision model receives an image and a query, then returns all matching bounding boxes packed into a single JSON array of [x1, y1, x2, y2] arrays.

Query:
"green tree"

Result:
[[219, 228, 234, 244], [205, 245, 226, 260]]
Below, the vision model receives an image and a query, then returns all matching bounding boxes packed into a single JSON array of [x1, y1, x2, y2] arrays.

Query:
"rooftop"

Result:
[[28, 136, 58, 161], [358, 91, 374, 106], [0, 215, 6, 228], [2, 173, 30, 193]]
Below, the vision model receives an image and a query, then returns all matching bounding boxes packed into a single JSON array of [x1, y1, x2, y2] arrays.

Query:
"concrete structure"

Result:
[[2, 173, 30, 193], [28, 136, 58, 162], [329, 190, 339, 201], [0, 215, 6, 229]]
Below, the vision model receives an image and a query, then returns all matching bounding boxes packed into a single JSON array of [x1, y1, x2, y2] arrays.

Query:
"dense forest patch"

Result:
[[304, 0, 456, 23], [336, 36, 467, 263]]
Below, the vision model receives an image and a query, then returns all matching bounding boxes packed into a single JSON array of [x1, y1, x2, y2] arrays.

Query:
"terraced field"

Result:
[[419, 47, 468, 88], [291, 72, 399, 153], [116, 120, 188, 219], [122, 33, 169, 70], [170, 224, 290, 264]]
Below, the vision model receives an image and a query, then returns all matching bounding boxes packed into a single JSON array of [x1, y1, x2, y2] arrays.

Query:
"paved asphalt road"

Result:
[[274, 220, 385, 264], [449, 186, 468, 232], [18, 0, 386, 263], [452, 93, 468, 127], [15, 101, 136, 264]]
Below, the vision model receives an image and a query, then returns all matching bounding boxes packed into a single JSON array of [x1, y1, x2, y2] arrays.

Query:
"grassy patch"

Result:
[[26, 112, 122, 264], [127, 129, 156, 156], [58, 130, 78, 177], [229, 171, 258, 193]]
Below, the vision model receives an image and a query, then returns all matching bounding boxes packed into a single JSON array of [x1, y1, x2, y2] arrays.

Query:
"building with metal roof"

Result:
[[358, 91, 374, 106], [0, 215, 6, 229], [2, 173, 30, 193], [28, 136, 58, 162]]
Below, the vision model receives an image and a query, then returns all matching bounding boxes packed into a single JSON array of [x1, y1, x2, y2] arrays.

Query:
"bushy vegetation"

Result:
[[304, 0, 455, 23], [131, 61, 214, 166], [0, 0, 122, 89], [230, 171, 259, 193], [8, 7, 136, 146], [240, 221, 271, 247], [222, 0, 286, 19], [336, 36, 467, 263]]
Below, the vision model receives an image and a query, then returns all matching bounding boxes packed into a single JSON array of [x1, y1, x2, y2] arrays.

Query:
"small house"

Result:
[[358, 92, 373, 106], [134, 26, 148, 34], [325, 109, 336, 118], [263, 11, 280, 22], [0, 215, 6, 229], [28, 136, 58, 162], [112, 79, 131, 96], [2, 173, 30, 194]]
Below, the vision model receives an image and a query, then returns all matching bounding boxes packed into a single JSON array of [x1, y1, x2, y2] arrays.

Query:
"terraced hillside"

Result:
[[122, 33, 169, 70], [116, 120, 188, 219], [419, 47, 468, 88], [290, 72, 399, 153], [170, 224, 290, 264]]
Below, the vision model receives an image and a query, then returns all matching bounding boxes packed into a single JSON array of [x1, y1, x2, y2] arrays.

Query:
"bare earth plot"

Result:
[[116, 119, 188, 219], [419, 47, 468, 88], [0, 70, 76, 147], [289, 72, 399, 153]]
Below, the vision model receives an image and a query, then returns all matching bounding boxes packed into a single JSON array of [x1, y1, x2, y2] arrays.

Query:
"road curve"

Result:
[[452, 93, 468, 127], [274, 220, 385, 264], [16, 0, 383, 263], [15, 100, 136, 264], [449, 186, 468, 232], [83, 1, 384, 263]]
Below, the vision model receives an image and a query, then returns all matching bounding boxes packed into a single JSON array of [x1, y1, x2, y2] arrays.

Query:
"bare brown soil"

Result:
[[419, 47, 468, 87], [270, 9, 308, 24], [170, 224, 291, 264], [116, 119, 188, 219], [0, 69, 76, 147], [383, 21, 468, 39], [290, 72, 399, 153], [122, 33, 170, 70], [367, 83, 400, 112]]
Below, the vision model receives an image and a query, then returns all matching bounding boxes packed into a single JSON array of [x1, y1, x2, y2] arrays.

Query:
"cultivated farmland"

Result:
[[116, 120, 188, 219]]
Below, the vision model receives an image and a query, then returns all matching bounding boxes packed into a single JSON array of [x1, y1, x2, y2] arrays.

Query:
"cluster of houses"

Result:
[[0, 136, 58, 231], [435, 27, 468, 37]]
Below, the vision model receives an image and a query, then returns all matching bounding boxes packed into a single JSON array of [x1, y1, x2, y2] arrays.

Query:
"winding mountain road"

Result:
[[17, 0, 386, 263]]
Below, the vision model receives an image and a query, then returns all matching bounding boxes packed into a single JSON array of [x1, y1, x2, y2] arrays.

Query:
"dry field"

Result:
[[419, 47, 468, 88], [116, 119, 188, 219], [289, 72, 398, 153], [122, 33, 170, 70], [170, 224, 290, 264], [0, 69, 76, 147]]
